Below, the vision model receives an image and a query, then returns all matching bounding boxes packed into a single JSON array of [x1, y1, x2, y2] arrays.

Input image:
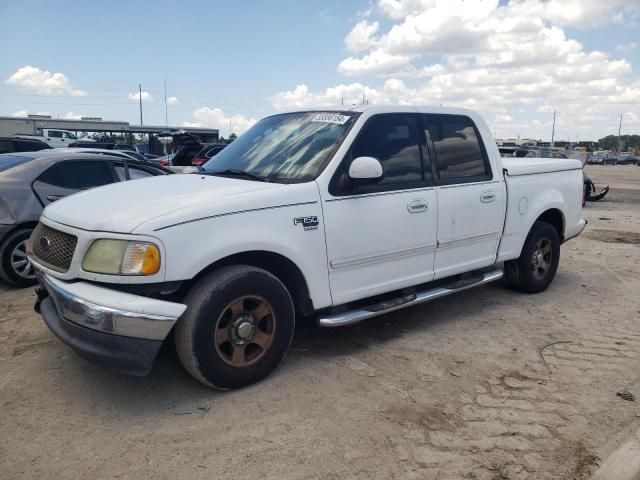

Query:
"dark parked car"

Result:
[[68, 141, 136, 151], [0, 137, 52, 154], [191, 143, 228, 166], [0, 151, 172, 287]]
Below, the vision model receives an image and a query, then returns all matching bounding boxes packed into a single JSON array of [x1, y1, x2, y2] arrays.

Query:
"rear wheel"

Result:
[[175, 265, 295, 389], [504, 221, 560, 293], [0, 229, 37, 287]]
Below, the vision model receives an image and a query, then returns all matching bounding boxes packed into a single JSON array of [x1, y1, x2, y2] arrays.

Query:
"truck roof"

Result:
[[284, 105, 478, 116]]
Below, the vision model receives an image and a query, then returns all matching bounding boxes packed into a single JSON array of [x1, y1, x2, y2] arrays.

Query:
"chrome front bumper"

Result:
[[35, 272, 187, 376], [39, 272, 186, 341]]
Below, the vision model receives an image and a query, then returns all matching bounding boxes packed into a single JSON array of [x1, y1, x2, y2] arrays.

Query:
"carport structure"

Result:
[[0, 116, 219, 155]]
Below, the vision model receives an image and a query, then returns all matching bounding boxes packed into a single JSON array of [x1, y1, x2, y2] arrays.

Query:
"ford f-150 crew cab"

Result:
[[28, 106, 586, 389]]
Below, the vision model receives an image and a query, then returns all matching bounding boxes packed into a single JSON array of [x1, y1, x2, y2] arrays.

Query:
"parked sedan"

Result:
[[0, 151, 171, 287], [68, 141, 136, 152], [53, 147, 149, 163]]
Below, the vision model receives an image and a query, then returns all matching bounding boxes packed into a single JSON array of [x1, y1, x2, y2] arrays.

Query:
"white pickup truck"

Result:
[[14, 129, 88, 148], [28, 106, 586, 389]]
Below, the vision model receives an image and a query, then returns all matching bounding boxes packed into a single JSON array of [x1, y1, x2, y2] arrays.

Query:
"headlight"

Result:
[[82, 239, 160, 275]]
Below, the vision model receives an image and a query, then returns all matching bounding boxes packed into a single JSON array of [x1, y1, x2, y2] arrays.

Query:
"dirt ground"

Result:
[[1, 165, 639, 480]]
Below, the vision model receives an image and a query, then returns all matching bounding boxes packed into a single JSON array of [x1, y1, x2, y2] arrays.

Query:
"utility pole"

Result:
[[551, 110, 556, 147], [164, 79, 168, 127], [618, 113, 623, 152], [138, 83, 143, 126]]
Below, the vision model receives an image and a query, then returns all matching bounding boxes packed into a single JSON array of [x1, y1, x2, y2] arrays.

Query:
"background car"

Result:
[[191, 143, 228, 166], [615, 152, 639, 165], [158, 130, 214, 166], [0, 137, 52, 154], [0, 151, 172, 287]]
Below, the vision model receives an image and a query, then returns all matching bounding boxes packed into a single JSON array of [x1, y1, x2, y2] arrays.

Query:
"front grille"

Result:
[[30, 223, 77, 272]]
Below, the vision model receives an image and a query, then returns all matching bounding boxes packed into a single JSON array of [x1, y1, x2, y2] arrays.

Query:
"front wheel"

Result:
[[175, 265, 295, 389], [0, 228, 37, 287], [504, 221, 560, 293]]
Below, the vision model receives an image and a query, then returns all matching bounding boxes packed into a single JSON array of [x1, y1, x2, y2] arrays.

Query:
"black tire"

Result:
[[504, 221, 560, 294], [175, 265, 295, 389], [0, 228, 37, 287]]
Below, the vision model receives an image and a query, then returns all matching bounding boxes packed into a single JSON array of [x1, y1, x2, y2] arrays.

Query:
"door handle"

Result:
[[480, 190, 496, 203], [407, 199, 428, 213]]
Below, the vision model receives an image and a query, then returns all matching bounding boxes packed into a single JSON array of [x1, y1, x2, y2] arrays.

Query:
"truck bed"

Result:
[[502, 157, 582, 176]]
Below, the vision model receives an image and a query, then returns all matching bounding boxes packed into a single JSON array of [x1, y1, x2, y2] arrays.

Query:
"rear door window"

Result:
[[422, 115, 491, 182], [38, 160, 115, 189]]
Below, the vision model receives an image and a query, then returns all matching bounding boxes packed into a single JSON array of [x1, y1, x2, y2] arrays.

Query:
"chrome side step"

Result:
[[318, 268, 504, 327]]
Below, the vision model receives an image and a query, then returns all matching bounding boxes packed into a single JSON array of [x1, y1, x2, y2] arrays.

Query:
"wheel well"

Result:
[[535, 209, 564, 242], [0, 222, 38, 246], [189, 251, 314, 316]]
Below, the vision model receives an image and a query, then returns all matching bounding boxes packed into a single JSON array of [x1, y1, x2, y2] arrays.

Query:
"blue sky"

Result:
[[1, 0, 639, 140]]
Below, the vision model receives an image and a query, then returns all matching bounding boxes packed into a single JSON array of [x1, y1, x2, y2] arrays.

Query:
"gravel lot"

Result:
[[1, 165, 639, 480]]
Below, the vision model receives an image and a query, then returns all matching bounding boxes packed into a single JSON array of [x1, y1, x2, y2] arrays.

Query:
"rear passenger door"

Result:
[[422, 114, 506, 279], [32, 160, 117, 206]]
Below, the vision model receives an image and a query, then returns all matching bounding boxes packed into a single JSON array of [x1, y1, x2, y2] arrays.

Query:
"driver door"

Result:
[[321, 113, 438, 305]]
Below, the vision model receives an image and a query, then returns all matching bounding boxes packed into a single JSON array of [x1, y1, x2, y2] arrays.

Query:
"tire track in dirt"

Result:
[[385, 317, 640, 479]]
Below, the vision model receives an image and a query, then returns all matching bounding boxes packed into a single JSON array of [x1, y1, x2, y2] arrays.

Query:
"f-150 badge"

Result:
[[293, 216, 319, 231]]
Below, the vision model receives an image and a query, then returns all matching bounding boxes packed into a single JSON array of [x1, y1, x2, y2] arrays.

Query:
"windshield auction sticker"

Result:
[[311, 113, 351, 125]]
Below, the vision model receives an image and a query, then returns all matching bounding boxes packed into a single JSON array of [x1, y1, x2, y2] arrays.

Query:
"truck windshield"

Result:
[[202, 111, 357, 182]]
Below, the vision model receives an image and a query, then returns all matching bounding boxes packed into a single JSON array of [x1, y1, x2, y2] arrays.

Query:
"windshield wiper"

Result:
[[206, 169, 269, 182]]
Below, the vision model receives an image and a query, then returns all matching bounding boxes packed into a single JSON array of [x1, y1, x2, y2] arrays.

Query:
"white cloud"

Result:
[[128, 91, 154, 102], [616, 42, 638, 52], [184, 107, 257, 135], [63, 112, 93, 120], [12, 110, 51, 117], [345, 20, 380, 52], [271, 0, 640, 140], [339, 50, 412, 76], [167, 96, 179, 105], [5, 66, 87, 96]]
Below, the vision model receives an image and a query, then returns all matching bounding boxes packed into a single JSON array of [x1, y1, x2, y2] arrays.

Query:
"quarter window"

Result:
[[351, 114, 425, 186], [114, 165, 154, 181], [423, 115, 490, 181]]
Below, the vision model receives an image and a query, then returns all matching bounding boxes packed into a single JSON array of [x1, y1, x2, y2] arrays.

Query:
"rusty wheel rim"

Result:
[[531, 237, 552, 280], [214, 295, 276, 367]]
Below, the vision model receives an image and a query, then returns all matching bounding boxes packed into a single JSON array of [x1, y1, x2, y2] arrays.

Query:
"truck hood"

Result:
[[42, 174, 282, 233]]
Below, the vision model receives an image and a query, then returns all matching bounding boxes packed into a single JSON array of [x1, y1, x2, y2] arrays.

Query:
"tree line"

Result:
[[597, 134, 640, 152]]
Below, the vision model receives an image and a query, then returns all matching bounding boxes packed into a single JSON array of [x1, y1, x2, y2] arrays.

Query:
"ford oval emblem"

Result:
[[40, 236, 50, 250]]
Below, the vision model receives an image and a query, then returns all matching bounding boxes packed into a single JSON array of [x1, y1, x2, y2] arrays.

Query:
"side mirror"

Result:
[[348, 156, 383, 182]]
